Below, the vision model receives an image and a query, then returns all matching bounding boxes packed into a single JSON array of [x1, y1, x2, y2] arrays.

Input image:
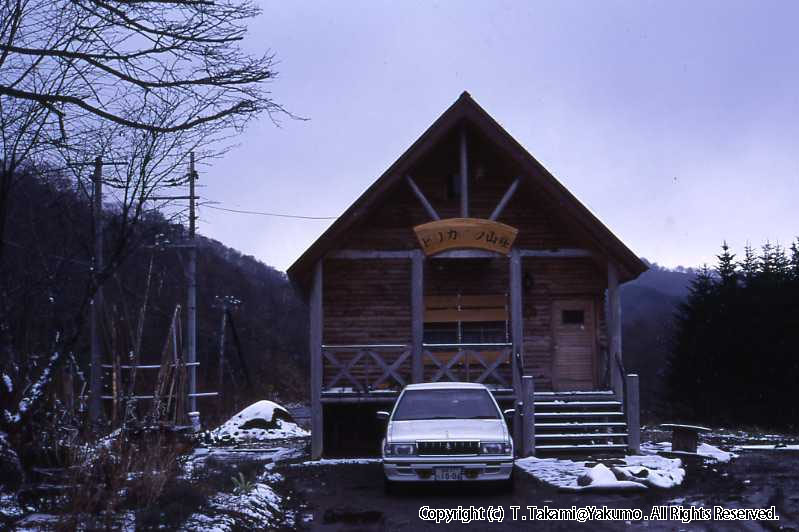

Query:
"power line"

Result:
[[204, 204, 338, 220]]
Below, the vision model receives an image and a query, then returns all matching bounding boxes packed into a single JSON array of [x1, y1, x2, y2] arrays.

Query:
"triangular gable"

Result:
[[287, 92, 646, 287]]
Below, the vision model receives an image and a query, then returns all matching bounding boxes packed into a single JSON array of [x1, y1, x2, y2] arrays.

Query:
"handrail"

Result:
[[614, 352, 627, 403], [322, 344, 407, 349], [422, 342, 512, 348]]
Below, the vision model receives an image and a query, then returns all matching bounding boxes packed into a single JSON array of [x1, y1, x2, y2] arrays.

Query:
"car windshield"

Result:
[[392, 388, 500, 421]]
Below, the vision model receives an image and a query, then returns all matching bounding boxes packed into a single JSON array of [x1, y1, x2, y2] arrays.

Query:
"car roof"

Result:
[[403, 382, 488, 391]]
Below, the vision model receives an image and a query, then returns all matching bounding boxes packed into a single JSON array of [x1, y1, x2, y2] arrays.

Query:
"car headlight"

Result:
[[384, 443, 416, 456], [480, 442, 512, 455]]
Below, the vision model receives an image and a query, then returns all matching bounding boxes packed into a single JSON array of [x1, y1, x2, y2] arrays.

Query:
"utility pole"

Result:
[[89, 156, 104, 424], [187, 152, 198, 413]]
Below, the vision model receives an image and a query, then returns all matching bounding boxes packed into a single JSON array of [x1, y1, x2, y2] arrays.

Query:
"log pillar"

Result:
[[509, 248, 524, 452], [310, 260, 323, 459], [411, 250, 424, 383]]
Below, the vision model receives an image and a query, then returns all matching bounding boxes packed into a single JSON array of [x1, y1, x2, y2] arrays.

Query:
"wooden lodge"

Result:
[[288, 92, 647, 458]]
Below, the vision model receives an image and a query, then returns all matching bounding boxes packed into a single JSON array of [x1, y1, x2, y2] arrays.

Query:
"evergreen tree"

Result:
[[716, 241, 737, 287], [773, 242, 790, 281], [790, 239, 799, 281], [740, 243, 758, 283], [759, 241, 775, 278], [668, 241, 799, 429]]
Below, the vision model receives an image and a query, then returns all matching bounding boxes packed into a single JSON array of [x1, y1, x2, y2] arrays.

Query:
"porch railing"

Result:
[[320, 343, 513, 392], [422, 342, 513, 388], [321, 344, 411, 392]]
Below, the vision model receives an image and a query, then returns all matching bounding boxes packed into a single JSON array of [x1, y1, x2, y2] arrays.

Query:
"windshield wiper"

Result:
[[467, 415, 498, 419]]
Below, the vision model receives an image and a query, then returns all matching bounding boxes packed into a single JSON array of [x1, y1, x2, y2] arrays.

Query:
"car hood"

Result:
[[388, 419, 508, 442]]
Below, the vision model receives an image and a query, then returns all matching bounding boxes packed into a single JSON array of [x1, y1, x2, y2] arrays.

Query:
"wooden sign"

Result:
[[413, 218, 518, 256]]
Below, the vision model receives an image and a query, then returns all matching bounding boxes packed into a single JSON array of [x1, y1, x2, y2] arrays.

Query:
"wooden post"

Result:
[[411, 250, 424, 383], [625, 373, 640, 454], [310, 260, 324, 459], [460, 127, 468, 218], [187, 152, 198, 413], [607, 261, 623, 398], [89, 156, 104, 424], [522, 375, 535, 457]]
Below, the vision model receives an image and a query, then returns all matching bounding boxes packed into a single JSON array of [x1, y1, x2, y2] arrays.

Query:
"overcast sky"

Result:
[[197, 0, 799, 273]]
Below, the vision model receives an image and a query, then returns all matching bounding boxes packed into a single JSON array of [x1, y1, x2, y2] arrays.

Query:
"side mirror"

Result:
[[503, 408, 515, 418], [376, 411, 390, 421]]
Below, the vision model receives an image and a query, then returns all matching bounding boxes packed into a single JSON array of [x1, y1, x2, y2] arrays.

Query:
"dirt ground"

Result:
[[278, 449, 799, 531]]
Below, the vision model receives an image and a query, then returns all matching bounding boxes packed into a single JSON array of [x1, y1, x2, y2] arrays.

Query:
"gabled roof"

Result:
[[287, 92, 647, 287]]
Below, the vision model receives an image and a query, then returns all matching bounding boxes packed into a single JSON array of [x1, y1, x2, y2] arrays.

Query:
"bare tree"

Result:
[[0, 0, 288, 259], [0, 0, 293, 443]]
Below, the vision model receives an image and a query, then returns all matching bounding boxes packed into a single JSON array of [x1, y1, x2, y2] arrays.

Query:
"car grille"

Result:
[[417, 440, 479, 456]]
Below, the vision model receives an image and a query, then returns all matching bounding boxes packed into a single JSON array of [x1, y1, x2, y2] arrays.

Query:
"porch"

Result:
[[307, 246, 638, 458]]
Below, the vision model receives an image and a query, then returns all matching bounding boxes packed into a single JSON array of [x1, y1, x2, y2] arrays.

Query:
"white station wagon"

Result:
[[378, 382, 514, 490]]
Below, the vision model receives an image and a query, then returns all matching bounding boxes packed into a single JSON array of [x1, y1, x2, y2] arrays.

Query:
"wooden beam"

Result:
[[327, 250, 414, 260], [427, 248, 592, 259], [607, 261, 623, 398], [460, 127, 468, 218], [406, 175, 440, 221], [518, 248, 593, 258], [626, 373, 640, 453], [430, 249, 500, 259], [310, 260, 323, 459], [411, 250, 424, 383], [489, 178, 520, 221]]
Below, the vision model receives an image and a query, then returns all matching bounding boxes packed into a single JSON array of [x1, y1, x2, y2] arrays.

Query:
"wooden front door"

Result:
[[551, 299, 596, 391]]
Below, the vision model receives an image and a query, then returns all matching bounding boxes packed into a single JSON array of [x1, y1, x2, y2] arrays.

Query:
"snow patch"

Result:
[[735, 444, 799, 451], [2, 374, 11, 392], [181, 465, 293, 531], [642, 441, 736, 463], [516, 454, 685, 491], [208, 400, 309, 444], [293, 457, 382, 467]]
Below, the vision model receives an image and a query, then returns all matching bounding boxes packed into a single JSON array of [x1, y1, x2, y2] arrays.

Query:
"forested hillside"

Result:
[[621, 262, 696, 421], [0, 173, 308, 431]]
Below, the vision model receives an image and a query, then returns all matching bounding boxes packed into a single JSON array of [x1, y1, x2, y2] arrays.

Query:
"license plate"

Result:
[[434, 467, 462, 481]]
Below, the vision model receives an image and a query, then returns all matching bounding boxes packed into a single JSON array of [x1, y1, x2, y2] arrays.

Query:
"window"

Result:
[[423, 323, 459, 344], [424, 294, 509, 344], [562, 309, 585, 325], [461, 321, 507, 344], [392, 389, 500, 420]]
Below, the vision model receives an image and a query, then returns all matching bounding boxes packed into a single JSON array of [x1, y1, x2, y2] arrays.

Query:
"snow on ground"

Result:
[[735, 444, 799, 451], [0, 491, 24, 522], [516, 454, 685, 491], [642, 441, 736, 463], [207, 400, 309, 445], [291, 457, 382, 467], [181, 464, 294, 531]]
